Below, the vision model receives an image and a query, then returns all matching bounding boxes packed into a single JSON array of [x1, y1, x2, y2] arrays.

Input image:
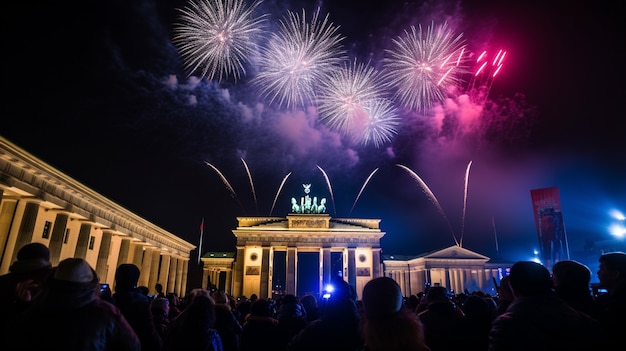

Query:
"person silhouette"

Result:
[[489, 261, 607, 351]]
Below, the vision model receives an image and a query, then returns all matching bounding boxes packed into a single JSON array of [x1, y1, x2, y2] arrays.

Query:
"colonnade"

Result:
[[0, 136, 196, 296]]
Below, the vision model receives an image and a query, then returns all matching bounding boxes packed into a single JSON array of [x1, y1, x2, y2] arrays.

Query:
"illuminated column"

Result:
[[118, 238, 131, 265], [0, 196, 17, 272], [205, 269, 213, 291], [286, 247, 297, 295], [372, 248, 382, 278], [139, 246, 154, 288], [347, 248, 356, 289], [74, 222, 93, 259], [322, 247, 331, 285], [452, 269, 460, 293], [167, 256, 178, 294], [178, 258, 188, 297], [147, 249, 160, 294], [130, 243, 143, 269], [175, 258, 185, 296], [260, 247, 270, 299], [158, 254, 171, 292], [232, 247, 245, 298], [398, 269, 406, 296], [225, 270, 233, 295], [11, 201, 40, 263], [48, 212, 69, 266], [96, 230, 113, 283]]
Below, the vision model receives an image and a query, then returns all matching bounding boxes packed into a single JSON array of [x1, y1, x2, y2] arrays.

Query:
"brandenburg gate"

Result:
[[202, 184, 386, 299]]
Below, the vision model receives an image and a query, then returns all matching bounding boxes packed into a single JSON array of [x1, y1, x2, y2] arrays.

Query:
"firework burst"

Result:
[[173, 0, 267, 82], [252, 7, 347, 109], [356, 98, 400, 147], [317, 59, 385, 133], [383, 22, 468, 112]]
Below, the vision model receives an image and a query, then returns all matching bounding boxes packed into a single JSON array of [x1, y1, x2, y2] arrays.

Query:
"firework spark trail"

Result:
[[460, 160, 472, 247], [269, 172, 292, 216], [252, 7, 347, 109], [316, 165, 336, 216], [317, 59, 384, 134], [205, 161, 245, 213], [241, 158, 258, 214], [396, 164, 459, 246], [349, 168, 379, 216], [467, 49, 506, 103], [173, 0, 267, 82], [383, 22, 468, 112]]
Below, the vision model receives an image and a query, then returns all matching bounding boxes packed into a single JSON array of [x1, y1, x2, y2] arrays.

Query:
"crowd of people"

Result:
[[1, 242, 625, 351]]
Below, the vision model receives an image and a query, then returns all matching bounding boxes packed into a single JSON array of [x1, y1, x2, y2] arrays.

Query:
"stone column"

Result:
[[49, 212, 69, 266], [286, 247, 297, 295], [347, 248, 356, 289], [167, 256, 178, 294], [372, 248, 382, 278], [148, 249, 161, 294], [159, 254, 171, 292], [232, 247, 245, 298], [225, 270, 233, 295], [260, 247, 270, 299], [180, 259, 189, 297], [130, 243, 143, 269], [139, 246, 155, 288], [96, 230, 113, 283], [175, 258, 185, 296], [11, 201, 40, 263], [118, 238, 131, 266], [322, 247, 331, 285], [74, 222, 92, 259]]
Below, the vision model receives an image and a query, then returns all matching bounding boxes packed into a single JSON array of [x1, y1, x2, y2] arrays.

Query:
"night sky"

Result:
[[2, 0, 624, 280]]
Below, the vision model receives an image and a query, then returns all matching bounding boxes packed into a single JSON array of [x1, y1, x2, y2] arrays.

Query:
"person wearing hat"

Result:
[[359, 277, 430, 351], [5, 257, 140, 350], [113, 263, 163, 351], [0, 243, 54, 332]]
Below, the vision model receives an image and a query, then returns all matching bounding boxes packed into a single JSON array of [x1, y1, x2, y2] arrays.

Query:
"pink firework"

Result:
[[467, 49, 507, 104]]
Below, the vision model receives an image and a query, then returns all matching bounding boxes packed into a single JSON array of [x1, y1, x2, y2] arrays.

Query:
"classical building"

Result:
[[200, 188, 512, 299], [2, 135, 511, 300], [383, 246, 511, 297], [0, 136, 196, 297]]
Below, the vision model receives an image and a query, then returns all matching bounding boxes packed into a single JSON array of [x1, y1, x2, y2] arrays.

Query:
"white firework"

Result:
[[317, 59, 385, 135], [252, 7, 346, 109], [357, 98, 400, 148], [173, 0, 267, 82], [383, 22, 468, 112]]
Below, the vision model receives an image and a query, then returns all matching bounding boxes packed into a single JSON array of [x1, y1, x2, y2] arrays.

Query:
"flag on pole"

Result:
[[530, 187, 570, 270], [198, 218, 204, 264]]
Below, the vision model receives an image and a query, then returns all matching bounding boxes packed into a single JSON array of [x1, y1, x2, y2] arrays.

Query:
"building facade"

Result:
[[223, 214, 385, 300], [383, 246, 511, 297], [201, 220, 512, 300], [0, 136, 196, 297]]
